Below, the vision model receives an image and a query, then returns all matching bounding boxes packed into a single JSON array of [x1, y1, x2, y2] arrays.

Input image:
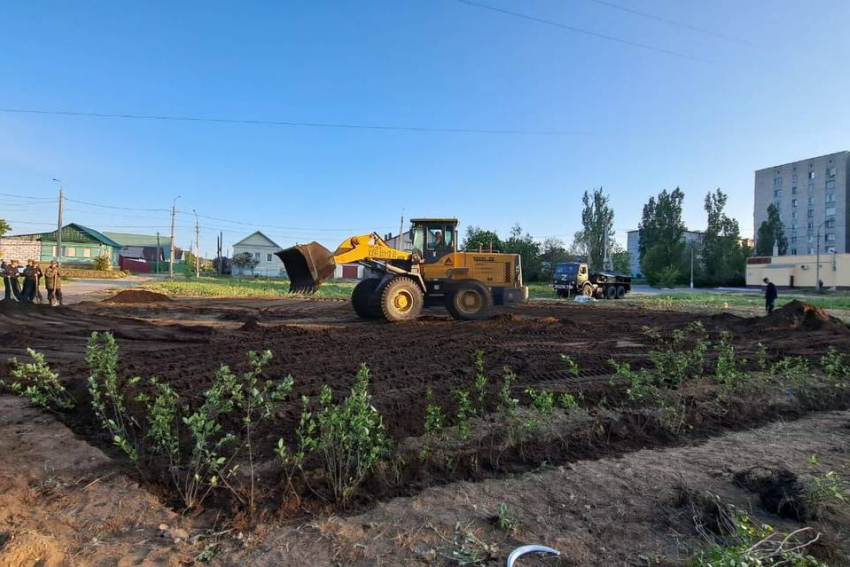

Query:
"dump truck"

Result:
[[276, 218, 529, 322], [552, 262, 631, 299]]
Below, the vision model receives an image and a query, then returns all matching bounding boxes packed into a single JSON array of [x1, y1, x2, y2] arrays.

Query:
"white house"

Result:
[[232, 231, 286, 277]]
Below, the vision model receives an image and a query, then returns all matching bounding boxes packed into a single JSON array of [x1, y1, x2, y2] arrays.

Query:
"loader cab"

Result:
[[410, 218, 458, 262]]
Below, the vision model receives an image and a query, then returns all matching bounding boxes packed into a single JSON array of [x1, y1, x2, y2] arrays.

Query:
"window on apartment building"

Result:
[[826, 247, 836, 254], [773, 177, 782, 188], [807, 196, 815, 205], [826, 193, 836, 203], [807, 209, 814, 218], [791, 186, 798, 194], [808, 247, 816, 254], [791, 199, 798, 207], [826, 219, 836, 228], [808, 171, 816, 179], [793, 173, 799, 183], [826, 179, 835, 190], [791, 248, 797, 255], [827, 167, 836, 178], [808, 222, 814, 230], [825, 233, 836, 242], [808, 182, 814, 191], [791, 211, 798, 220], [826, 207, 836, 216], [808, 235, 814, 243], [266, 253, 272, 262], [791, 236, 797, 243], [791, 223, 798, 231], [773, 189, 782, 198]]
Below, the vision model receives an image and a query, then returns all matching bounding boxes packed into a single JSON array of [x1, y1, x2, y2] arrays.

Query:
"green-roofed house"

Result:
[[1, 223, 121, 265], [103, 232, 175, 272]]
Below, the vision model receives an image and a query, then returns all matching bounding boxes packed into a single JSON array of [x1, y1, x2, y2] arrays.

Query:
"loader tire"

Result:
[[381, 277, 424, 322], [582, 284, 594, 298], [447, 281, 492, 321], [352, 278, 382, 319]]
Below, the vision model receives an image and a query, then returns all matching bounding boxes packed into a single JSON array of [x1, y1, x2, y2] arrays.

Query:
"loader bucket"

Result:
[[276, 242, 336, 293]]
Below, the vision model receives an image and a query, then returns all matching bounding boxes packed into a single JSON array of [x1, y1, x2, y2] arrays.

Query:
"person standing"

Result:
[[44, 261, 63, 306], [32, 261, 44, 303], [1, 259, 11, 300], [763, 277, 778, 314], [21, 260, 37, 302], [7, 260, 23, 300]]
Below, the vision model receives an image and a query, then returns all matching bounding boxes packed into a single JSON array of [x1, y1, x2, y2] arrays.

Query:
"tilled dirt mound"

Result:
[[755, 299, 849, 333], [103, 289, 172, 304]]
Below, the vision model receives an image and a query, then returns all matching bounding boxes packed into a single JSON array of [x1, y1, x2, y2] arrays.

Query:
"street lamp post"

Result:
[[816, 221, 825, 292]]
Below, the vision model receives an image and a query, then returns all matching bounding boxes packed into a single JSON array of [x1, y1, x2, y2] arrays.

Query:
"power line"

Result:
[[454, 0, 709, 62], [64, 197, 169, 212], [584, 0, 753, 46], [0, 107, 594, 137]]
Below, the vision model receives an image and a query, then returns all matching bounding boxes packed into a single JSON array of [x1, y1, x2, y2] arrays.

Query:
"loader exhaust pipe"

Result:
[[275, 242, 336, 293]]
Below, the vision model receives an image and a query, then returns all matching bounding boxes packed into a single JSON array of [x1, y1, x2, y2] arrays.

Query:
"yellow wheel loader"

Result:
[[276, 218, 529, 322]]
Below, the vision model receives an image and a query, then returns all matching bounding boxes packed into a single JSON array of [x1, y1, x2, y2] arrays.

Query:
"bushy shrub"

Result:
[[2, 348, 74, 411], [92, 254, 112, 271]]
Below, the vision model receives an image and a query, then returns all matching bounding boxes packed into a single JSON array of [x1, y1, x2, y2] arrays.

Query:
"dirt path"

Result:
[[1, 396, 846, 566]]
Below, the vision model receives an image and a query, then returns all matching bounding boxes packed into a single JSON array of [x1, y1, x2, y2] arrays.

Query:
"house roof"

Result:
[[103, 232, 171, 248], [6, 223, 121, 247], [232, 231, 281, 249]]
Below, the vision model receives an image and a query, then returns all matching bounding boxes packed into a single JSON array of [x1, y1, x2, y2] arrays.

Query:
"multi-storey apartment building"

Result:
[[754, 151, 849, 256]]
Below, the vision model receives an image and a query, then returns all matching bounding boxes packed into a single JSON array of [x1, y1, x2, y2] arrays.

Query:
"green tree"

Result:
[[540, 236, 568, 279], [611, 242, 631, 275], [576, 188, 615, 271], [462, 226, 503, 252], [756, 204, 788, 256], [0, 218, 10, 238], [503, 224, 543, 281], [701, 189, 746, 286], [232, 251, 259, 273], [639, 188, 688, 286]]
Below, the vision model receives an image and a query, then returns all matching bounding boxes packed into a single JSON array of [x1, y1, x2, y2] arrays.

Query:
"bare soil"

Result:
[[1, 295, 849, 566]]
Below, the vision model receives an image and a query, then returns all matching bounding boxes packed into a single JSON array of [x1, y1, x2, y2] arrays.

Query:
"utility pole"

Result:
[[156, 232, 161, 274], [169, 196, 180, 279], [816, 221, 824, 292], [690, 243, 694, 289], [398, 208, 405, 249], [193, 209, 200, 278], [52, 179, 64, 266], [218, 231, 223, 275]]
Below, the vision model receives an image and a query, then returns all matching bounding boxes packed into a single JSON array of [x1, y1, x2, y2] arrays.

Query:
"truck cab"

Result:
[[552, 262, 631, 300]]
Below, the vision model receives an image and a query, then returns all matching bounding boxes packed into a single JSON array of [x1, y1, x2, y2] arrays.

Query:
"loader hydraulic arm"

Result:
[[276, 233, 411, 292]]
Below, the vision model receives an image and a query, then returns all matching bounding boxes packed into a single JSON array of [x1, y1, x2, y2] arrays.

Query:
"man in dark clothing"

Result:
[[22, 260, 40, 303], [1, 259, 11, 300], [763, 277, 778, 314], [44, 261, 63, 306]]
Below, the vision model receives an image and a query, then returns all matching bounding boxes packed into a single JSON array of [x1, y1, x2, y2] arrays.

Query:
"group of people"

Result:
[[1, 259, 63, 306]]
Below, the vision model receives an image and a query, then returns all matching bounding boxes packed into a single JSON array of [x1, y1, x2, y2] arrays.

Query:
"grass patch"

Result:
[[140, 277, 355, 299]]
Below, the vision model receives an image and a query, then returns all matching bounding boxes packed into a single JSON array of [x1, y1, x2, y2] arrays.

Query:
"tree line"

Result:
[[463, 186, 750, 287]]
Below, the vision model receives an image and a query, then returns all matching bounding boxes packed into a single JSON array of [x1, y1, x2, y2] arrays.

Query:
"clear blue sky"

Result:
[[2, 0, 849, 256]]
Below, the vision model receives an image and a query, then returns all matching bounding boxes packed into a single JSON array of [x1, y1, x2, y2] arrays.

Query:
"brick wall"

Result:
[[0, 239, 42, 263]]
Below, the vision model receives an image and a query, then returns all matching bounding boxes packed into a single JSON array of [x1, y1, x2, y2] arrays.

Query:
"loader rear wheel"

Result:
[[447, 281, 492, 321], [582, 284, 594, 298], [381, 277, 424, 322], [352, 278, 382, 319]]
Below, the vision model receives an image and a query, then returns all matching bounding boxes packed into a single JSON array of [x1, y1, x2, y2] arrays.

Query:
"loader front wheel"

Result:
[[447, 281, 492, 321], [381, 277, 424, 322], [352, 278, 382, 319]]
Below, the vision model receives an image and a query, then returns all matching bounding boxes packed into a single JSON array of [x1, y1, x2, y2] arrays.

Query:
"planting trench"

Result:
[[1, 296, 849, 522]]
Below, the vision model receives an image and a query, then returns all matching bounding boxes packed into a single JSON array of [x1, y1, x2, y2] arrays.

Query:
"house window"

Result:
[[254, 252, 260, 260], [808, 171, 816, 179], [66, 247, 76, 257], [826, 179, 835, 190], [826, 206, 836, 216], [791, 199, 798, 207], [773, 189, 782, 198], [825, 233, 836, 242], [827, 167, 836, 178], [826, 193, 835, 202], [51, 246, 57, 256], [83, 248, 92, 258], [807, 209, 814, 218], [266, 253, 273, 262]]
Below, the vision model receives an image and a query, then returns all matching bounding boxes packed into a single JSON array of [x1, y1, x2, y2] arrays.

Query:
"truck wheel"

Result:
[[447, 281, 492, 320], [582, 284, 594, 298], [616, 285, 626, 299], [380, 277, 424, 322], [352, 278, 382, 319], [606, 285, 617, 300]]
